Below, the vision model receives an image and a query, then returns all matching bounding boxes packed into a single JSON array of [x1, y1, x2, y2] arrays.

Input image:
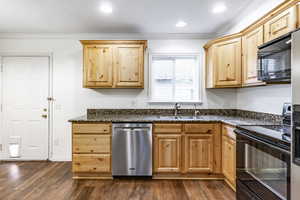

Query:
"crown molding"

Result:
[[215, 0, 286, 36], [0, 32, 217, 40]]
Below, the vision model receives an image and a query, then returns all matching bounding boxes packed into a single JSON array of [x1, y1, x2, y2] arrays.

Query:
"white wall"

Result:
[[237, 85, 291, 115], [0, 38, 236, 161], [224, 0, 292, 115], [223, 0, 285, 35]]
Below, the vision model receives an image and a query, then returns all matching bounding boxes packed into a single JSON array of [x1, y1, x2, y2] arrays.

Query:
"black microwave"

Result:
[[257, 33, 291, 83]]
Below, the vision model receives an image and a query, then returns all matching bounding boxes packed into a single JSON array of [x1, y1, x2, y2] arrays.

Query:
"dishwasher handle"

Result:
[[114, 127, 151, 132]]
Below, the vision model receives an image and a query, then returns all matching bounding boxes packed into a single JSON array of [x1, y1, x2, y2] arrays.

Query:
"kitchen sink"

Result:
[[156, 116, 199, 120]]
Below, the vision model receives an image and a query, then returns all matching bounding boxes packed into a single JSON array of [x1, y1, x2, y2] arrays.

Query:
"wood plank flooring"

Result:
[[0, 161, 236, 200]]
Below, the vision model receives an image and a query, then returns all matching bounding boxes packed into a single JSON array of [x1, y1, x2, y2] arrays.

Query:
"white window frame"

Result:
[[148, 51, 202, 104]]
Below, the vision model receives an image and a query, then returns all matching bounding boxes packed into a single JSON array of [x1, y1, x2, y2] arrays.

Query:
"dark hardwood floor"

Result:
[[0, 162, 236, 200]]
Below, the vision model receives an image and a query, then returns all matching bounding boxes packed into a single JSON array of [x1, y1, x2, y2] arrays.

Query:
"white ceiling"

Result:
[[0, 0, 258, 36]]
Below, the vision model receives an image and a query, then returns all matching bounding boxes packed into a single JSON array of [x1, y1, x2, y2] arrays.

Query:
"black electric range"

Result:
[[236, 124, 291, 150], [235, 124, 291, 200]]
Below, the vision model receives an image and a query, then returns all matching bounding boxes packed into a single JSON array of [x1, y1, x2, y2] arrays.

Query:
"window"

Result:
[[149, 52, 201, 103]]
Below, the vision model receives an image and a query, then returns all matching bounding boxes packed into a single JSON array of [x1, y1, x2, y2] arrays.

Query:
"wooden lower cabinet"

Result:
[[72, 122, 112, 179], [71, 122, 238, 184], [222, 125, 236, 190], [153, 123, 221, 179], [154, 134, 182, 173], [184, 134, 213, 173]]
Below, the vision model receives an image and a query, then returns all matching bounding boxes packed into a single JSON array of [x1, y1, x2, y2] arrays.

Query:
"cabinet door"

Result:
[[114, 45, 144, 88], [83, 45, 113, 88], [264, 6, 297, 42], [222, 136, 236, 187], [184, 135, 213, 173], [215, 38, 242, 87], [242, 26, 264, 86], [154, 134, 181, 173]]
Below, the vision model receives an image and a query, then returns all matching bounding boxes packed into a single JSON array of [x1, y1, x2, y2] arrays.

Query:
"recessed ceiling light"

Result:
[[212, 3, 227, 14], [100, 2, 113, 14], [176, 20, 187, 28]]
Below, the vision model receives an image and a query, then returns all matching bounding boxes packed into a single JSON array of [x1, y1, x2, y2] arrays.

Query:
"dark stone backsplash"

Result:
[[87, 109, 283, 124]]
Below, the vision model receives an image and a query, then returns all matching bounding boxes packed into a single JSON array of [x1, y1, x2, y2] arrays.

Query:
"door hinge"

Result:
[[0, 63, 3, 72], [0, 104, 2, 112]]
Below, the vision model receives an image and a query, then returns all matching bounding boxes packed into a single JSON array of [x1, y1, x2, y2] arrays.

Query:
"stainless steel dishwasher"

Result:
[[112, 123, 152, 176]]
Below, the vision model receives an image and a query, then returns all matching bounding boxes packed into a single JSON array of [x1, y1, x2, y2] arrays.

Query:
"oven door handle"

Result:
[[295, 126, 300, 131], [235, 129, 290, 155]]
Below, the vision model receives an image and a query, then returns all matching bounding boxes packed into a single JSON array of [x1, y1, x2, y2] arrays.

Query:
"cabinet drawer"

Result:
[[154, 124, 182, 134], [73, 123, 111, 134], [184, 124, 214, 134], [222, 125, 236, 140], [73, 135, 111, 153], [72, 154, 111, 173]]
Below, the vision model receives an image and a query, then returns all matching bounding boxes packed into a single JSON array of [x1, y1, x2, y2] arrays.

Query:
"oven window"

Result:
[[245, 144, 288, 200]]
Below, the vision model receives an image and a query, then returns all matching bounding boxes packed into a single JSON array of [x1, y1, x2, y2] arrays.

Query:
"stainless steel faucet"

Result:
[[174, 103, 181, 117], [194, 104, 200, 118]]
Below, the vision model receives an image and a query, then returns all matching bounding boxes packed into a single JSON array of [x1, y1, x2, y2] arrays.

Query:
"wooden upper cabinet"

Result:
[[154, 134, 182, 173], [204, 1, 300, 89], [264, 6, 297, 42], [114, 45, 144, 88], [242, 26, 264, 86], [83, 45, 113, 88], [214, 37, 242, 87], [298, 3, 300, 28], [184, 135, 213, 173], [81, 40, 147, 88]]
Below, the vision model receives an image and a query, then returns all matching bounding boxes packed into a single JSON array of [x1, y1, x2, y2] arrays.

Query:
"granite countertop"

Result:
[[69, 114, 279, 127]]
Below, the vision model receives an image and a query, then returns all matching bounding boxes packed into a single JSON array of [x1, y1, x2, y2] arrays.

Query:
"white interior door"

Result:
[[1, 56, 49, 160]]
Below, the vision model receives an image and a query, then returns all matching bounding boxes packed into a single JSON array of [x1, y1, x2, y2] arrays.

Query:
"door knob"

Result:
[[42, 114, 47, 119]]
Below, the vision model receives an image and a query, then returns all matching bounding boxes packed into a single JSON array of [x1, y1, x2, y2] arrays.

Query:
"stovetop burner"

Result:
[[260, 125, 291, 142], [259, 125, 291, 133], [237, 124, 291, 145]]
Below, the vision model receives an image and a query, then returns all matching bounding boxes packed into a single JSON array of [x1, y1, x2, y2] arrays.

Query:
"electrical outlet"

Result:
[[131, 100, 137, 107]]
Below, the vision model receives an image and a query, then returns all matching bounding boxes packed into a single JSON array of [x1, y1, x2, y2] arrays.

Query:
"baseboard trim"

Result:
[[49, 156, 71, 162]]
